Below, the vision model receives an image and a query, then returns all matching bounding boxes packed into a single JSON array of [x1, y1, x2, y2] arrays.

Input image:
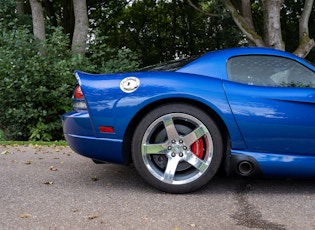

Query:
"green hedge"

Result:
[[0, 14, 139, 141], [0, 27, 76, 141]]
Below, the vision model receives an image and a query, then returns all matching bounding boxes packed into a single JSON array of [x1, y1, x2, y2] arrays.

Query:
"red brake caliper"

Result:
[[191, 138, 204, 159]]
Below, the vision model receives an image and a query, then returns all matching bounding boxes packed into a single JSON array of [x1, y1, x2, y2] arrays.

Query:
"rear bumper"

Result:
[[62, 111, 124, 164]]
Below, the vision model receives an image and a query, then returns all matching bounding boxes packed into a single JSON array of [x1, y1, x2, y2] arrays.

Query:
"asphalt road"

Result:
[[1, 144, 315, 230]]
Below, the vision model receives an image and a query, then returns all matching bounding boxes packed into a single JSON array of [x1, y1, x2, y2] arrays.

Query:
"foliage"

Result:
[[86, 33, 139, 73], [0, 130, 5, 141], [89, 0, 242, 66], [3, 0, 314, 141], [0, 140, 67, 146], [0, 0, 20, 28], [0, 2, 139, 141], [280, 81, 315, 88], [0, 26, 76, 141]]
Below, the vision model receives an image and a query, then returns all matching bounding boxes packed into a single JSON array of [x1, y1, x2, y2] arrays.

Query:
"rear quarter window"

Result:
[[227, 55, 315, 88]]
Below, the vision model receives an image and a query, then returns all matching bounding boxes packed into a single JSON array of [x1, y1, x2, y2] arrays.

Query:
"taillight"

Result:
[[74, 85, 84, 99], [73, 84, 87, 110]]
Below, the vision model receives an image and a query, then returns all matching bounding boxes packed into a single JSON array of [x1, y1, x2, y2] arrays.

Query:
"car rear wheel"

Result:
[[131, 103, 223, 193]]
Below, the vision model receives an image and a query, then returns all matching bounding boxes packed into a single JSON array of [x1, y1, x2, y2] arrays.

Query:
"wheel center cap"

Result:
[[173, 145, 182, 154]]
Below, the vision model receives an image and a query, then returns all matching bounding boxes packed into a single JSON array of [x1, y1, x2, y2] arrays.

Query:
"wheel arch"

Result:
[[122, 98, 230, 165]]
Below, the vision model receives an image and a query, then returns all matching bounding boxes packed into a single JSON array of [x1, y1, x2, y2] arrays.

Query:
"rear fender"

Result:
[[75, 70, 246, 150]]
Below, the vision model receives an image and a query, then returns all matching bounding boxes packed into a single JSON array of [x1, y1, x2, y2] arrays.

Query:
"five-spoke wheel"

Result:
[[132, 103, 223, 193]]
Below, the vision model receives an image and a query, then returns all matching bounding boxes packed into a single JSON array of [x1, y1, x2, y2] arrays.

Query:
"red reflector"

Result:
[[74, 85, 84, 99], [99, 126, 115, 133]]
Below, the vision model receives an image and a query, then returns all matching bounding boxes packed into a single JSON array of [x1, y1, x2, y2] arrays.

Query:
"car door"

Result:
[[224, 54, 315, 155]]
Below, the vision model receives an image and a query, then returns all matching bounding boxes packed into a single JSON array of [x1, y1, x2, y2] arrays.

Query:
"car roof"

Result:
[[176, 47, 313, 79]]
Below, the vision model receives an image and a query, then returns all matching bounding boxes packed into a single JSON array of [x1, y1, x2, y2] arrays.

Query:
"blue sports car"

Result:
[[62, 47, 315, 193]]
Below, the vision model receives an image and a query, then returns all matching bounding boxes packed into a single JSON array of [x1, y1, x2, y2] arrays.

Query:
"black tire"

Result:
[[131, 103, 223, 193]]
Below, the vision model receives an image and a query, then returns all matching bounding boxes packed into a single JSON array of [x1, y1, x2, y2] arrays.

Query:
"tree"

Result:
[[224, 0, 315, 58], [295, 0, 315, 57], [16, 0, 25, 16], [29, 0, 87, 55], [89, 0, 241, 66], [29, 0, 45, 41], [72, 0, 89, 55]]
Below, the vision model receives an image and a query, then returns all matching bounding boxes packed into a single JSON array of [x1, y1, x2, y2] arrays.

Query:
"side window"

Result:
[[227, 55, 315, 87]]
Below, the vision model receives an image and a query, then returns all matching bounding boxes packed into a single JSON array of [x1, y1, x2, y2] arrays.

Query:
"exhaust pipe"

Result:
[[238, 161, 254, 176], [228, 155, 261, 177]]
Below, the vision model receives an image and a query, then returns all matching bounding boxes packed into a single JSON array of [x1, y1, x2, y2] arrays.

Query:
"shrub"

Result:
[[0, 27, 77, 141], [0, 26, 139, 141], [0, 1, 139, 141]]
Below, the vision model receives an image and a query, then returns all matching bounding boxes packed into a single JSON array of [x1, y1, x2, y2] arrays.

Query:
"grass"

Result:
[[0, 130, 68, 146], [0, 140, 68, 146]]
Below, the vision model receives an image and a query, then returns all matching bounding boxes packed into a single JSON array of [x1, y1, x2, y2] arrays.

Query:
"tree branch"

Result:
[[294, 33, 315, 58], [299, 0, 313, 39], [187, 0, 220, 17], [294, 0, 315, 57], [224, 0, 265, 47]]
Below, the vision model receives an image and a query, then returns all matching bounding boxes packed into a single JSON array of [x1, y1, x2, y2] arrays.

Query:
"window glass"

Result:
[[227, 55, 315, 87]]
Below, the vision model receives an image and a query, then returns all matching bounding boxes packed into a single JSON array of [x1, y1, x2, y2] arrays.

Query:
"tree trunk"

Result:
[[225, 0, 314, 58], [241, 0, 254, 31], [29, 0, 45, 41], [261, 0, 284, 50], [72, 0, 89, 55], [224, 0, 265, 47], [29, 0, 46, 54], [16, 0, 25, 16], [294, 0, 315, 57]]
